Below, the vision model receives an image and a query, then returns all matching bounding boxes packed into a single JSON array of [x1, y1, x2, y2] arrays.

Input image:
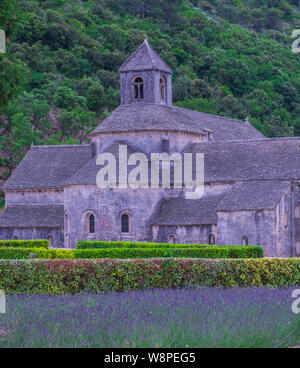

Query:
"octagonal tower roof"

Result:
[[119, 38, 172, 74]]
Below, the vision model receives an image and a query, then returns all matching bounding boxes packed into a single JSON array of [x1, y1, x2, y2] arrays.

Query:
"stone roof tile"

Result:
[[216, 181, 290, 211], [91, 103, 262, 140], [3, 145, 93, 190], [119, 39, 172, 74], [91, 104, 210, 135], [63, 141, 137, 186], [152, 194, 226, 226], [185, 137, 300, 182], [0, 205, 64, 228]]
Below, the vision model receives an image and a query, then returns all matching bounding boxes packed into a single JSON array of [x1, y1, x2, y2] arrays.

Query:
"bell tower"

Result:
[[119, 39, 173, 106]]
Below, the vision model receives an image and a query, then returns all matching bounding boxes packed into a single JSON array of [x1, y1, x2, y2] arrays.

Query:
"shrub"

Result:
[[0, 258, 299, 294], [77, 240, 261, 250], [77, 240, 213, 249], [0, 240, 49, 249], [74, 246, 263, 259], [0, 248, 74, 260], [0, 246, 263, 260]]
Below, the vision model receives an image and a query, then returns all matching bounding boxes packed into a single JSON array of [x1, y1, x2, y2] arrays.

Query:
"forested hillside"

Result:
[[1, 0, 300, 187]]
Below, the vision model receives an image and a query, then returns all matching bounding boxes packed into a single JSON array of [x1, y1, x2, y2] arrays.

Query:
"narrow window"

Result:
[[121, 214, 130, 233], [242, 236, 248, 246], [89, 214, 95, 234], [134, 84, 139, 99], [209, 234, 216, 245], [162, 138, 169, 153], [64, 213, 69, 234], [133, 77, 144, 100], [160, 77, 166, 101], [47, 235, 53, 248]]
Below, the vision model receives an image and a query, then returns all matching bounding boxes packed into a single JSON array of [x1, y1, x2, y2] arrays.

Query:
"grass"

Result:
[[0, 287, 299, 348]]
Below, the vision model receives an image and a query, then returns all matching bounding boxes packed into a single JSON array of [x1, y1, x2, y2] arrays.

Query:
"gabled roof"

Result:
[[0, 205, 64, 228], [119, 39, 172, 74], [172, 106, 264, 142], [90, 104, 211, 136], [3, 145, 93, 191], [90, 103, 263, 140], [91, 103, 263, 139], [152, 194, 226, 226], [216, 181, 290, 212], [185, 137, 300, 183], [63, 141, 138, 186]]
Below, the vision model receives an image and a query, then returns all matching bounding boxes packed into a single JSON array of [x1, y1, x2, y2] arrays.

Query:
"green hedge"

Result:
[[0, 240, 49, 249], [77, 241, 215, 249], [0, 246, 263, 260], [77, 240, 262, 250], [0, 248, 74, 260], [0, 258, 299, 294], [75, 246, 263, 259]]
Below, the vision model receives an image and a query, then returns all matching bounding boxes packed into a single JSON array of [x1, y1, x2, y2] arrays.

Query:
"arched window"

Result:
[[121, 214, 130, 233], [133, 77, 144, 100], [85, 213, 95, 234], [47, 235, 53, 248], [209, 234, 216, 245], [89, 214, 95, 234], [168, 234, 176, 244], [13, 236, 18, 240], [242, 236, 249, 246], [160, 77, 166, 101]]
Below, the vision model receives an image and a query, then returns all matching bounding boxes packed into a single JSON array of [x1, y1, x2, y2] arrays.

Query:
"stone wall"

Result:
[[0, 227, 64, 248], [216, 185, 295, 258], [64, 185, 169, 248], [120, 70, 172, 105], [152, 224, 217, 244], [5, 189, 64, 207], [217, 209, 276, 256], [94, 130, 206, 157], [274, 185, 294, 257]]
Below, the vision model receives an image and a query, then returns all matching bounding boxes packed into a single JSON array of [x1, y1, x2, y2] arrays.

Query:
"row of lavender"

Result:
[[1, 288, 299, 348]]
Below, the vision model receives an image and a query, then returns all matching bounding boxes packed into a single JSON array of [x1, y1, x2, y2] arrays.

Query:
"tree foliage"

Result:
[[2, 0, 300, 179]]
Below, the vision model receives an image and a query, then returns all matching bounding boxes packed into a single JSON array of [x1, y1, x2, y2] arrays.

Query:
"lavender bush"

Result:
[[0, 287, 299, 348]]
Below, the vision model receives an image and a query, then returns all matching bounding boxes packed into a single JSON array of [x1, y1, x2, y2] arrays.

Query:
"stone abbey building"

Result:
[[1, 39, 300, 257]]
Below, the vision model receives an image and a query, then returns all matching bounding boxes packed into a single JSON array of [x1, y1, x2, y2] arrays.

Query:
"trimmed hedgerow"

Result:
[[0, 240, 49, 249], [74, 246, 263, 259], [0, 258, 299, 294], [0, 248, 74, 260], [77, 241, 215, 249], [0, 246, 263, 259]]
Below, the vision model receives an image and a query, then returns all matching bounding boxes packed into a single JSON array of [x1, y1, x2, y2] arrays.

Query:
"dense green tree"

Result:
[[0, 0, 26, 112], [1, 0, 300, 180]]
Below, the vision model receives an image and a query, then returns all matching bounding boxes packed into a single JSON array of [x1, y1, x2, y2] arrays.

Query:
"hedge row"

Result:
[[0, 248, 74, 260], [0, 258, 299, 294], [0, 240, 49, 249], [75, 246, 263, 259], [77, 241, 216, 249], [0, 246, 263, 260]]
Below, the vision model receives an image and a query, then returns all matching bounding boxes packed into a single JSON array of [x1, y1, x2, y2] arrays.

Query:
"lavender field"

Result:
[[0, 288, 299, 348]]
